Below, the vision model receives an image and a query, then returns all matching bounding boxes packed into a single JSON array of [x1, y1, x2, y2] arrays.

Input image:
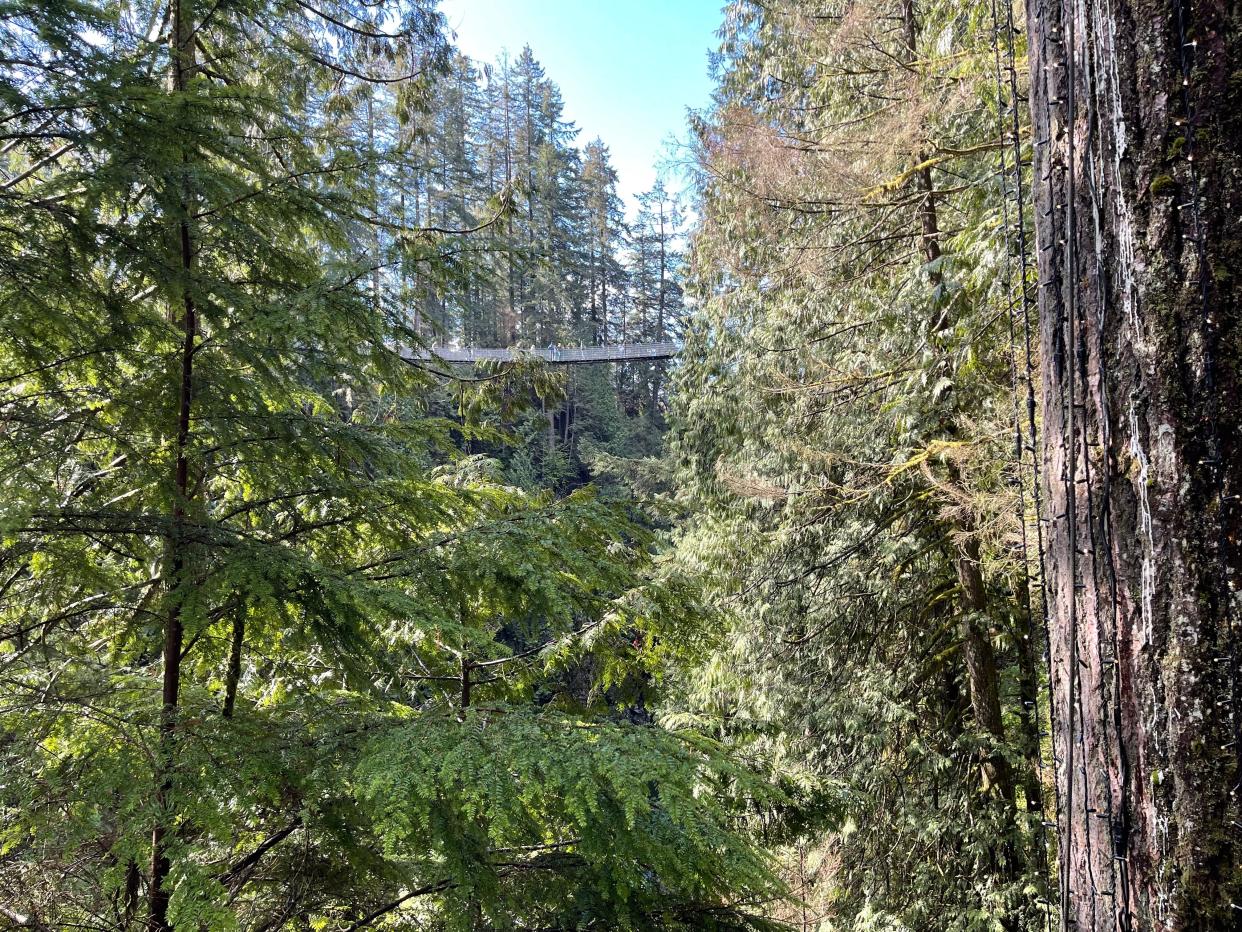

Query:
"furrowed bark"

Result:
[[1026, 0, 1242, 927]]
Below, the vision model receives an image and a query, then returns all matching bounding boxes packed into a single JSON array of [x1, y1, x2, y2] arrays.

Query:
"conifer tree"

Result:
[[0, 3, 776, 928], [627, 181, 685, 417], [581, 139, 628, 346], [671, 1, 1051, 926]]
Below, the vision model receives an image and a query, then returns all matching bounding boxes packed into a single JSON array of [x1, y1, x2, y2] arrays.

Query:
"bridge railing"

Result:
[[409, 341, 680, 365]]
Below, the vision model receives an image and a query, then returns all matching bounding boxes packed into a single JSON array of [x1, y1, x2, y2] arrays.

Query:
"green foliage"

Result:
[[0, 1, 776, 928], [390, 42, 689, 489], [669, 0, 1053, 928], [354, 710, 782, 930]]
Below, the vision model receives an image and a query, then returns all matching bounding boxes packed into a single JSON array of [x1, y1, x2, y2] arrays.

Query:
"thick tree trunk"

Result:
[[1026, 0, 1241, 927]]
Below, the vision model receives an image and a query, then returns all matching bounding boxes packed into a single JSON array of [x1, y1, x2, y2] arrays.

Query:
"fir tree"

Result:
[[0, 3, 776, 928]]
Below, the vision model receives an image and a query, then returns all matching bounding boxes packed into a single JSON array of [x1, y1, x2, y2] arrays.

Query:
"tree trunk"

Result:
[[222, 608, 244, 719], [1013, 599, 1047, 813], [957, 536, 1016, 802], [1026, 0, 1241, 927], [902, 0, 1017, 809], [150, 1, 197, 927]]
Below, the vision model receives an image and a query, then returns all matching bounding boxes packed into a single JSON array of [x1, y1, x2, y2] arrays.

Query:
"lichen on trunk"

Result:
[[1025, 0, 1242, 926]]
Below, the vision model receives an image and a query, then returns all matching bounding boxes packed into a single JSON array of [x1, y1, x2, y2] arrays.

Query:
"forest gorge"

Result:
[[1, 1, 1239, 930]]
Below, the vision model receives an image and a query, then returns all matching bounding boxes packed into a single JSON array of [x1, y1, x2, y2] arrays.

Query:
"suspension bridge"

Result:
[[406, 341, 681, 365]]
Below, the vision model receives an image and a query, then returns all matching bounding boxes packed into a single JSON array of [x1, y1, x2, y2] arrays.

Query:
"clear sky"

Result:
[[438, 0, 721, 216]]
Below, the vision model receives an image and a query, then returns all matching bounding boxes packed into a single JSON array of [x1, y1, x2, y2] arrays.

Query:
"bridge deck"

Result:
[[410, 342, 679, 365]]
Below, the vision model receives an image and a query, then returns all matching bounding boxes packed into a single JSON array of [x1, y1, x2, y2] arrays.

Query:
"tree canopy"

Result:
[[3, 1, 1239, 930]]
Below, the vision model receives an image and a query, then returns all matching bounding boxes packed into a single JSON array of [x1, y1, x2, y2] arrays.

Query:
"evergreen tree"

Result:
[[670, 1, 1051, 926], [581, 139, 628, 346], [0, 2, 775, 928], [627, 181, 685, 418]]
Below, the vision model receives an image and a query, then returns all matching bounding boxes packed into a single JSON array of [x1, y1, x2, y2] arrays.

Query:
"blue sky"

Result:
[[438, 0, 721, 215]]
